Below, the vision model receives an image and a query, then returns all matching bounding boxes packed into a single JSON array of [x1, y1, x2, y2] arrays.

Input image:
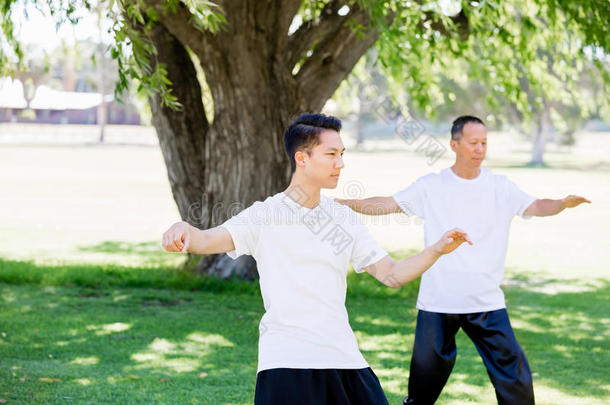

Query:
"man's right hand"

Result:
[[162, 221, 191, 253], [433, 228, 472, 255]]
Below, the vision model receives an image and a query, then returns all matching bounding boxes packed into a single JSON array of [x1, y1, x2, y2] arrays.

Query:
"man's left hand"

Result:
[[562, 195, 591, 208]]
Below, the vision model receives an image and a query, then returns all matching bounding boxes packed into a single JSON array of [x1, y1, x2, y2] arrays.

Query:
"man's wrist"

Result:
[[429, 242, 445, 257]]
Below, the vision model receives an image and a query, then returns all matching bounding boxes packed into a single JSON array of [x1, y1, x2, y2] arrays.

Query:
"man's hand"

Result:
[[562, 195, 591, 208], [162, 221, 190, 253], [162, 223, 235, 255], [433, 228, 472, 255], [363, 228, 472, 288]]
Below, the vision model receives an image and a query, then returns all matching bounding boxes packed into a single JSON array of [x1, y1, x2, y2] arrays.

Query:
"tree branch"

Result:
[[275, 0, 305, 45], [295, 3, 391, 111], [286, 0, 348, 69], [142, 0, 220, 58]]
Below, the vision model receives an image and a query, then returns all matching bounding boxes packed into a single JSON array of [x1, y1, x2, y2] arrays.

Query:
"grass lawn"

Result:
[[1, 129, 609, 404], [0, 258, 608, 405]]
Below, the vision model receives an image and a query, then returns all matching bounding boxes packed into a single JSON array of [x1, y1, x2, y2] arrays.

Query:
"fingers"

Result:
[[181, 231, 190, 253], [569, 195, 591, 203], [162, 233, 176, 252], [564, 195, 592, 207], [162, 228, 187, 253], [450, 234, 472, 246], [174, 237, 182, 252], [447, 228, 473, 245], [162, 232, 175, 252]]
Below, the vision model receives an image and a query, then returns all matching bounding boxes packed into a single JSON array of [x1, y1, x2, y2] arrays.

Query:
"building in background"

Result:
[[0, 78, 140, 125]]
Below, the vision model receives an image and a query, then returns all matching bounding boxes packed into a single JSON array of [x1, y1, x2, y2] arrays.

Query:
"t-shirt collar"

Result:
[[279, 192, 326, 212], [445, 167, 485, 183]]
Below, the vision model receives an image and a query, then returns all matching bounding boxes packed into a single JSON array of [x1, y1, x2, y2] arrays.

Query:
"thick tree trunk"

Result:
[[140, 0, 389, 279], [147, 21, 299, 279]]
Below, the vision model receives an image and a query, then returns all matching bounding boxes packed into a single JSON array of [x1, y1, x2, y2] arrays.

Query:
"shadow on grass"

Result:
[[0, 253, 416, 404], [0, 258, 608, 404], [77, 241, 167, 258], [504, 278, 610, 398], [348, 276, 610, 404], [73, 240, 185, 269], [0, 284, 263, 404], [0, 247, 420, 300], [0, 256, 260, 295]]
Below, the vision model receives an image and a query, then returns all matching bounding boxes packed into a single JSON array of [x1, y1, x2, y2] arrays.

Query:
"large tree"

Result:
[[2, 0, 608, 278]]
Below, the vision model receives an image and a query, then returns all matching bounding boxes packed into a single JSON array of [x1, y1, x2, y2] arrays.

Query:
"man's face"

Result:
[[450, 122, 487, 169], [296, 129, 345, 189]]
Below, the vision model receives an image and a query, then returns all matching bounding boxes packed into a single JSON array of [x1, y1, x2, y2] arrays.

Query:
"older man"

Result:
[[337, 115, 590, 405]]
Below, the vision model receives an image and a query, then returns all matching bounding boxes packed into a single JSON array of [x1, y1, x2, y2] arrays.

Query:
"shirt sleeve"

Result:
[[349, 212, 388, 273], [219, 202, 264, 259], [391, 178, 425, 218], [504, 177, 538, 218]]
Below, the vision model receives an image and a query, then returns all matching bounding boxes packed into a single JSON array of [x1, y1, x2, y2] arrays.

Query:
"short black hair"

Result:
[[451, 115, 485, 141], [284, 113, 342, 173]]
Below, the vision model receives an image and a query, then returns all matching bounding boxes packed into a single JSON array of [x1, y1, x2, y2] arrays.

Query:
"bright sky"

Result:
[[11, 1, 114, 55]]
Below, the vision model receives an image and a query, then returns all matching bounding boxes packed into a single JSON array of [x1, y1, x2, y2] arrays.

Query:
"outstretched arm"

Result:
[[363, 229, 472, 288], [335, 196, 403, 215], [523, 195, 591, 217], [162, 222, 235, 254]]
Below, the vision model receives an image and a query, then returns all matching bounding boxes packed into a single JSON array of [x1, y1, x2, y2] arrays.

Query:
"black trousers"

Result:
[[254, 367, 389, 405], [407, 309, 535, 405]]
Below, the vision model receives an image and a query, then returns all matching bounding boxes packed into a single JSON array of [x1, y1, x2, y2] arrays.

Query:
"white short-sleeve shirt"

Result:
[[221, 192, 387, 372], [393, 168, 537, 313]]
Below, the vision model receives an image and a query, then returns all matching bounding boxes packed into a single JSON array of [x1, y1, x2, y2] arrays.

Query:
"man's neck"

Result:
[[284, 175, 321, 209], [450, 163, 481, 179]]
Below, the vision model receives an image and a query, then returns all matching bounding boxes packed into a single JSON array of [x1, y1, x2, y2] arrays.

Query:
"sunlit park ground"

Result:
[[0, 124, 609, 404]]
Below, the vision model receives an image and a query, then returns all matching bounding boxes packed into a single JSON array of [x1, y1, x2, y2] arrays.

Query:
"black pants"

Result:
[[254, 367, 389, 405], [407, 309, 534, 405]]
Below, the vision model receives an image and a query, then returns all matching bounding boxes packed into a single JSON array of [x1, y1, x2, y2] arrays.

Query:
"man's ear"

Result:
[[294, 150, 307, 168], [450, 139, 458, 153]]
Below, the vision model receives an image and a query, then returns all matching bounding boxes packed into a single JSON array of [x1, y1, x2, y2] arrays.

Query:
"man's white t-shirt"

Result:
[[221, 192, 388, 372], [392, 168, 537, 314]]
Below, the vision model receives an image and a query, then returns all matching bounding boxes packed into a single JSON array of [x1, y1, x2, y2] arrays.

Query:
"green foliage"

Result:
[[0, 0, 24, 75], [108, 0, 226, 108], [374, 1, 609, 125], [1, 0, 608, 123], [0, 0, 225, 108]]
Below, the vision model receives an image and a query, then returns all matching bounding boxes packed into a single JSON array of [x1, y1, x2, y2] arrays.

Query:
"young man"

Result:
[[162, 113, 471, 404], [337, 115, 591, 405]]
